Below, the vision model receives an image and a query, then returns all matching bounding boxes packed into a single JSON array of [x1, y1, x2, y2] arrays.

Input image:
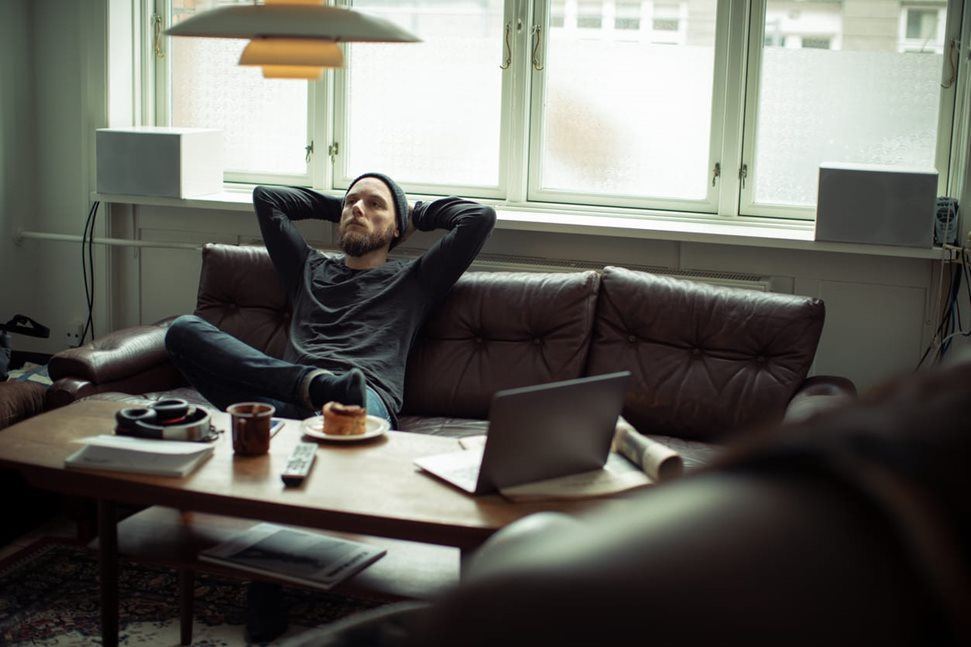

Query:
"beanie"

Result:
[[347, 172, 408, 249]]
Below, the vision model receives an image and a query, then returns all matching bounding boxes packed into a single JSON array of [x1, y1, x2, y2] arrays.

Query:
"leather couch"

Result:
[[46, 244, 854, 464]]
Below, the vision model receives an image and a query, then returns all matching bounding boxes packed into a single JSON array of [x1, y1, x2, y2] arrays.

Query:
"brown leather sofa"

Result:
[[46, 244, 854, 463]]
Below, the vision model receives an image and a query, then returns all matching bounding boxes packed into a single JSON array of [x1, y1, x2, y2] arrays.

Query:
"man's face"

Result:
[[338, 177, 399, 257]]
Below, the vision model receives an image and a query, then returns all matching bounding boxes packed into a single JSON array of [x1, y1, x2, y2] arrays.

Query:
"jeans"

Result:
[[164, 314, 390, 423]]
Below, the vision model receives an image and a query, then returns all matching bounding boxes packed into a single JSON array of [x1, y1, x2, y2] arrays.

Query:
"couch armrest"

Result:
[[784, 375, 857, 424], [46, 319, 185, 409]]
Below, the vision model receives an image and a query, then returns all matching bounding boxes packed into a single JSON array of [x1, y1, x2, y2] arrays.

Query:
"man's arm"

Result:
[[411, 197, 497, 298], [252, 186, 343, 298]]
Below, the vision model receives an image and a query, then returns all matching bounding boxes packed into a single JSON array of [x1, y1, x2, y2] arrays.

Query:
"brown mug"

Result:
[[227, 402, 275, 455]]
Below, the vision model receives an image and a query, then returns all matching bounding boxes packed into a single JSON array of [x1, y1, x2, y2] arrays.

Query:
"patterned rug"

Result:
[[0, 539, 385, 645]]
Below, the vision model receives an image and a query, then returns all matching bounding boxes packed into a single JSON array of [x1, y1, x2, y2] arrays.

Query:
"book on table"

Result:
[[64, 434, 214, 477], [199, 523, 387, 590]]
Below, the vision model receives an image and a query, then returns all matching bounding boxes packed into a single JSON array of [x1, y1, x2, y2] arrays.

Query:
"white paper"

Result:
[[77, 434, 212, 455]]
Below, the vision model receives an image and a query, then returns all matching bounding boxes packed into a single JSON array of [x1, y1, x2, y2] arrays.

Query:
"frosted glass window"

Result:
[[752, 0, 943, 207], [538, 0, 716, 200], [169, 0, 308, 177], [344, 0, 503, 188]]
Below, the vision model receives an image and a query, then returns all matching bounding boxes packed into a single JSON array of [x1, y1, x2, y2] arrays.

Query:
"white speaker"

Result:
[[96, 127, 223, 198], [815, 163, 937, 248]]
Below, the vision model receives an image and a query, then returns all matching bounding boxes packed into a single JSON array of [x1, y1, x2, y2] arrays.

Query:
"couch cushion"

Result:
[[403, 271, 600, 418], [586, 267, 824, 440], [195, 244, 292, 359], [0, 381, 47, 431]]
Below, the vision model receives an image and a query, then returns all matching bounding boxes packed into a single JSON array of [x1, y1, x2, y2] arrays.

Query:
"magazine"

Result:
[[64, 434, 214, 477], [199, 523, 386, 590]]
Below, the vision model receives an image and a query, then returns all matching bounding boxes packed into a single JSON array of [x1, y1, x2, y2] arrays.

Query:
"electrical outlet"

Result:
[[65, 320, 85, 343]]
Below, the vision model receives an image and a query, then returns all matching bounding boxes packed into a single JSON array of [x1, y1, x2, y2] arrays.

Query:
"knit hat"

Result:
[[346, 172, 408, 249]]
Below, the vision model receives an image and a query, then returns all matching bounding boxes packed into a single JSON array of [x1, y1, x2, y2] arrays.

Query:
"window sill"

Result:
[[92, 188, 955, 261]]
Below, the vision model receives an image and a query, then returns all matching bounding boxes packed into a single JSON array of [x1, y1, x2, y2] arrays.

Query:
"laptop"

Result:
[[413, 371, 631, 495]]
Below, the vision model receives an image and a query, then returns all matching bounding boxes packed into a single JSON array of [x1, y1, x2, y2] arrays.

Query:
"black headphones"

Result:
[[115, 399, 214, 441]]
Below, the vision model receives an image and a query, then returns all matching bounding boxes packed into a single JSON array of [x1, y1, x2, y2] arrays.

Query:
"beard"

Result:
[[337, 221, 396, 257]]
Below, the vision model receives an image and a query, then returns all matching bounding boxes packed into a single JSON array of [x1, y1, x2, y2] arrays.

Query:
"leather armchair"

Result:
[[280, 357, 970, 647]]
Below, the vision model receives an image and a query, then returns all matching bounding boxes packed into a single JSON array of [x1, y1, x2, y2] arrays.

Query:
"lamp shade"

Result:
[[164, 4, 420, 43], [239, 38, 344, 67]]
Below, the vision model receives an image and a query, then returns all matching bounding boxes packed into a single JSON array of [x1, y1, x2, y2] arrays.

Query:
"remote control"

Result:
[[281, 442, 318, 487]]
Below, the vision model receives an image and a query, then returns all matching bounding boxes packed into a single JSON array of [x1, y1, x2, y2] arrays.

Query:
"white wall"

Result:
[[1, 0, 951, 392], [3, 0, 108, 353], [1, 0, 36, 341]]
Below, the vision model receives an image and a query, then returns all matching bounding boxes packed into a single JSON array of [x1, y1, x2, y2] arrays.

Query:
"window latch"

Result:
[[328, 142, 339, 163], [739, 163, 748, 189], [305, 141, 314, 163], [712, 162, 720, 187], [500, 22, 512, 69], [152, 12, 165, 60]]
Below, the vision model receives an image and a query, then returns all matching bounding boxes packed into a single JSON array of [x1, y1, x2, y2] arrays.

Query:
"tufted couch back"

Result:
[[193, 244, 825, 440]]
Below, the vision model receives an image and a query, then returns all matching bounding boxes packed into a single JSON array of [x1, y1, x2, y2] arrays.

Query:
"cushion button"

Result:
[[533, 338, 541, 345], [627, 335, 637, 344], [475, 337, 483, 344], [692, 348, 703, 357]]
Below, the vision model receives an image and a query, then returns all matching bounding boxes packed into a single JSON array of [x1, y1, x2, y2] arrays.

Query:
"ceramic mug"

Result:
[[227, 402, 275, 455]]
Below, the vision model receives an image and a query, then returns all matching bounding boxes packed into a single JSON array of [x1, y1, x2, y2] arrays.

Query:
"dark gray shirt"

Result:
[[253, 186, 496, 423]]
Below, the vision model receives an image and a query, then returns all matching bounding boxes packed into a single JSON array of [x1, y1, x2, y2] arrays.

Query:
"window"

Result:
[[165, 0, 310, 182], [744, 0, 947, 215], [155, 0, 958, 224], [551, 0, 566, 28], [615, 0, 642, 30], [900, 6, 947, 53], [534, 0, 715, 204], [339, 0, 505, 191], [577, 0, 604, 29]]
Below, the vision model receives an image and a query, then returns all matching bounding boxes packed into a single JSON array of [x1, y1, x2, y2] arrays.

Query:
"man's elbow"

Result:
[[479, 205, 498, 231], [252, 185, 273, 207]]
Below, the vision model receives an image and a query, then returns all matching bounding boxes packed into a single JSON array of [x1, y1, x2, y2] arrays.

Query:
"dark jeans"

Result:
[[164, 314, 390, 422]]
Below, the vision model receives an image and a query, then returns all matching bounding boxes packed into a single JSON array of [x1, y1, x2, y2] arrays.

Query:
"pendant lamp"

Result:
[[165, 0, 420, 80]]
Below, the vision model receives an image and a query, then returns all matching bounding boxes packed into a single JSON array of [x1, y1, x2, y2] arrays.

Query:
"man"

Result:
[[164, 173, 496, 427], [164, 174, 494, 642]]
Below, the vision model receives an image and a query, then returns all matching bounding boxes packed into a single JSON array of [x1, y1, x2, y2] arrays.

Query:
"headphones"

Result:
[[115, 398, 215, 441]]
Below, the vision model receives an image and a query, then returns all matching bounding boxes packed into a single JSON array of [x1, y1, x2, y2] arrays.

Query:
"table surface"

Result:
[[0, 400, 609, 549]]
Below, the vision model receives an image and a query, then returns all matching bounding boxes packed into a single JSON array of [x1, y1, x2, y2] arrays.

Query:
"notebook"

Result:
[[413, 371, 630, 495]]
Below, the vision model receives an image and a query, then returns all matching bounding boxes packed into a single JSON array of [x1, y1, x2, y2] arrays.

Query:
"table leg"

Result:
[[98, 499, 119, 647]]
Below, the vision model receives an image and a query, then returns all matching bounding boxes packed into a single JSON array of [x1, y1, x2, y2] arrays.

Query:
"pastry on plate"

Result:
[[322, 401, 367, 436]]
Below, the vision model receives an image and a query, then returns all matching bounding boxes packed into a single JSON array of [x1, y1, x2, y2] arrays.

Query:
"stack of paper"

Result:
[[64, 434, 214, 477]]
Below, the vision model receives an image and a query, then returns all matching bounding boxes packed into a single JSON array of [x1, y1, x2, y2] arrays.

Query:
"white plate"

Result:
[[301, 415, 389, 442]]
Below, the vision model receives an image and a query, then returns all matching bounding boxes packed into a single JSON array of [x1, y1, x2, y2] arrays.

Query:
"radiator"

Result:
[[465, 252, 773, 292]]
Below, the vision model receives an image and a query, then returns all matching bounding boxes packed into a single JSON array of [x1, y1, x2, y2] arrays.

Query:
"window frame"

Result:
[[153, 0, 317, 188], [737, 0, 960, 220], [147, 0, 968, 230], [523, 0, 727, 213]]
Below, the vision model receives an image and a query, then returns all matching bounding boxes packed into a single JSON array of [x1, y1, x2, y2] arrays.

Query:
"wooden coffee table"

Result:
[[0, 400, 608, 646]]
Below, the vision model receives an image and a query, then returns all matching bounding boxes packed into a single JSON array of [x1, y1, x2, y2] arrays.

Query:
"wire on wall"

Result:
[[78, 201, 100, 347], [916, 248, 971, 368]]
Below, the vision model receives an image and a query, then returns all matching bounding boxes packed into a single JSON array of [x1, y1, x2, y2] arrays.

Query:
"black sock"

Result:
[[309, 368, 366, 409]]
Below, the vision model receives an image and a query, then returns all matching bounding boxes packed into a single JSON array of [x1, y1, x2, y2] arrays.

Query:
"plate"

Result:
[[301, 415, 389, 442]]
